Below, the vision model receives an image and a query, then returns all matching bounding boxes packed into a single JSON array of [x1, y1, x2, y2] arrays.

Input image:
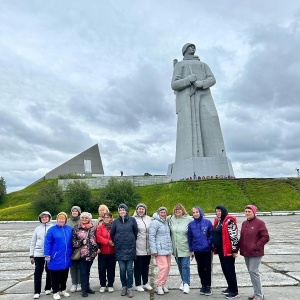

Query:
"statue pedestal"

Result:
[[168, 157, 234, 180]]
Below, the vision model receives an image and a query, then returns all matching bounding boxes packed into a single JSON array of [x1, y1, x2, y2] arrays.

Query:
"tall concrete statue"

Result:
[[168, 43, 234, 180]]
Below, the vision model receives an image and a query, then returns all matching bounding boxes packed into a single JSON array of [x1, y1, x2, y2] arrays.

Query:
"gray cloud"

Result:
[[1, 1, 300, 191]]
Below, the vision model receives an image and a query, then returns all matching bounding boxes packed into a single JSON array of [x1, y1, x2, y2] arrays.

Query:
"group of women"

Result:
[[29, 203, 269, 300]]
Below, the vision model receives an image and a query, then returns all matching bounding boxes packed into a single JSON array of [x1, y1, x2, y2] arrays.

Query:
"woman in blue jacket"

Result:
[[44, 212, 73, 300], [188, 206, 213, 296]]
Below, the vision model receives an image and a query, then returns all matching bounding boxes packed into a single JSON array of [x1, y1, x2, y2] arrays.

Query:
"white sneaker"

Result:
[[76, 284, 81, 292], [60, 290, 70, 297], [70, 285, 76, 293], [162, 285, 169, 293], [183, 284, 190, 294], [45, 290, 51, 295], [33, 294, 40, 299], [53, 293, 61, 300], [156, 286, 164, 295], [143, 283, 153, 291], [107, 287, 114, 293], [99, 286, 106, 293], [179, 282, 184, 290], [135, 285, 144, 292]]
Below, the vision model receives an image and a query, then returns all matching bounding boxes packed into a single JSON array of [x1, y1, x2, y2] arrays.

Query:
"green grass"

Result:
[[1, 178, 300, 220]]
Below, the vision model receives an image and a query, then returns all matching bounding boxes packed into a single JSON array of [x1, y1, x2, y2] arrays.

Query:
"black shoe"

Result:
[[82, 292, 88, 297], [204, 287, 212, 296], [200, 287, 205, 295], [87, 289, 95, 294], [225, 292, 240, 299], [222, 289, 230, 295]]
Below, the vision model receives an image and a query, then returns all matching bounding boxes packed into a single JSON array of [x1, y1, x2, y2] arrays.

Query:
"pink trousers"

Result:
[[155, 255, 171, 286]]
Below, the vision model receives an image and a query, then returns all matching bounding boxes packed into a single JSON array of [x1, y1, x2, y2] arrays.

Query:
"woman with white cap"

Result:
[[149, 206, 172, 295], [44, 212, 73, 300], [239, 205, 269, 300], [72, 212, 99, 298], [29, 211, 53, 299], [133, 203, 153, 292]]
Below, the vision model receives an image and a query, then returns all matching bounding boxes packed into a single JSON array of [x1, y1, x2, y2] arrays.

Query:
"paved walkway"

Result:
[[0, 214, 300, 300]]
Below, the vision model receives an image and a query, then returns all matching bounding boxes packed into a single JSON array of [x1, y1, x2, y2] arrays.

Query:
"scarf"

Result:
[[104, 222, 112, 232]]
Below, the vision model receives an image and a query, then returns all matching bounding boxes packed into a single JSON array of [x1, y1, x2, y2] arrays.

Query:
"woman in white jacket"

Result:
[[133, 203, 153, 292], [29, 211, 53, 299]]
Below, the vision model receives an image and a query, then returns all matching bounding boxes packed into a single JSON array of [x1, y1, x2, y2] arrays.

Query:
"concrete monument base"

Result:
[[168, 156, 234, 180]]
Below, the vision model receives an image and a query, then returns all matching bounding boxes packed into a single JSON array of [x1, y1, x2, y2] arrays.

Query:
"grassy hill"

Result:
[[1, 178, 300, 221]]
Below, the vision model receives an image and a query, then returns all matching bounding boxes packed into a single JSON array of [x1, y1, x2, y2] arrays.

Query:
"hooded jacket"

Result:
[[29, 211, 53, 258], [44, 212, 73, 270], [188, 206, 213, 252], [111, 206, 138, 261], [169, 213, 193, 257], [149, 212, 172, 255], [213, 205, 239, 256]]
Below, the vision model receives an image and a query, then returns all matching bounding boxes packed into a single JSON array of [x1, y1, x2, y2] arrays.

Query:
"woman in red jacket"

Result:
[[212, 205, 239, 299], [239, 205, 269, 300], [96, 212, 116, 293]]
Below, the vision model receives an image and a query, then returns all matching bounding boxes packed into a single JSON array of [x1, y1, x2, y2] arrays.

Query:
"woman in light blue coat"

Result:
[[149, 207, 172, 295]]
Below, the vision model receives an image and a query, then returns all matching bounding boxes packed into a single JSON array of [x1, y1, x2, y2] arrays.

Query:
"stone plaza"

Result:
[[0, 213, 299, 300]]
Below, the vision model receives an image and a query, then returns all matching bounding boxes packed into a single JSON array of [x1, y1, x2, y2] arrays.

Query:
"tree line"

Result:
[[32, 178, 141, 215]]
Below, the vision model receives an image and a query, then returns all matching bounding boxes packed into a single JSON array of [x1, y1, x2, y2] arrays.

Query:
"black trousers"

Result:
[[34, 257, 51, 294], [98, 253, 116, 287], [79, 258, 94, 293], [218, 252, 238, 293], [134, 255, 151, 286], [194, 251, 212, 288], [49, 268, 69, 293]]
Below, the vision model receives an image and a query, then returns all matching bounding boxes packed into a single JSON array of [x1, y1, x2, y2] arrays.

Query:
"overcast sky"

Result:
[[1, 0, 300, 192]]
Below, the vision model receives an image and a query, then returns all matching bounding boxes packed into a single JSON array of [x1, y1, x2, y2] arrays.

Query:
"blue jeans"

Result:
[[175, 256, 190, 285], [118, 260, 133, 289]]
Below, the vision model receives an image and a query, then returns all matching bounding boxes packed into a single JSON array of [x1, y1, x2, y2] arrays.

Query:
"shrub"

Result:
[[98, 178, 141, 212], [65, 181, 92, 212], [0, 176, 7, 203], [31, 182, 63, 215]]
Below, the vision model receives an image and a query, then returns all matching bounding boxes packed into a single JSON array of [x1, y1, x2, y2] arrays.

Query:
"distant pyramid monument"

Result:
[[31, 144, 104, 185]]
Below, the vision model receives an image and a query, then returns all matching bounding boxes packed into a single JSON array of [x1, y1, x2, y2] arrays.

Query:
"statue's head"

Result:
[[182, 43, 196, 56]]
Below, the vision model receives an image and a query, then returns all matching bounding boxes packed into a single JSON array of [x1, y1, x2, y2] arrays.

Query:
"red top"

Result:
[[96, 223, 115, 254]]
